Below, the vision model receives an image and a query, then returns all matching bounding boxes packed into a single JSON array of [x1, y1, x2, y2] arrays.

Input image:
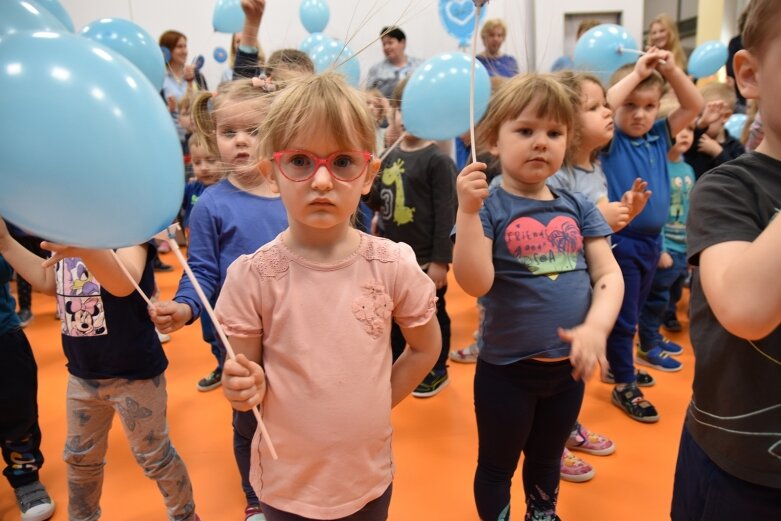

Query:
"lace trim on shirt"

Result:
[[352, 280, 394, 338], [250, 245, 290, 278], [359, 237, 399, 263]]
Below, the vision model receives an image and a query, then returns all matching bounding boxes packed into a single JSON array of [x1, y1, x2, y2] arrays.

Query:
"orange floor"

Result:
[[0, 251, 694, 521]]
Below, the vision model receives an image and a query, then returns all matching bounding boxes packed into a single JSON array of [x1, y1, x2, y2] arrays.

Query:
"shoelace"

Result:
[[15, 483, 50, 512]]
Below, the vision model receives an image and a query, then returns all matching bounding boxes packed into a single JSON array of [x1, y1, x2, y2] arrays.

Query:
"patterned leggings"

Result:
[[64, 374, 196, 521]]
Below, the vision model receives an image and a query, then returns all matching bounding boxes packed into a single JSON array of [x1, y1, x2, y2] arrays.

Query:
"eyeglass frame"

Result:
[[271, 149, 374, 182]]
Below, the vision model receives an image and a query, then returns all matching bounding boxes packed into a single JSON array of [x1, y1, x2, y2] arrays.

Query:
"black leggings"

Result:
[[261, 484, 392, 521], [473, 358, 583, 521]]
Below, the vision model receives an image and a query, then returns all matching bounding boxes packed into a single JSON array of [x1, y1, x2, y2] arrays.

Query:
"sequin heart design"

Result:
[[444, 0, 476, 26], [504, 216, 583, 279]]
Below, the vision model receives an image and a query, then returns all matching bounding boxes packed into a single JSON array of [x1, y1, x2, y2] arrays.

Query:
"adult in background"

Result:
[[646, 14, 688, 72], [476, 19, 518, 77], [366, 26, 422, 101]]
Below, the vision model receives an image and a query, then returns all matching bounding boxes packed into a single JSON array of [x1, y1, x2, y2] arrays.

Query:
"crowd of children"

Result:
[[2, 0, 780, 519]]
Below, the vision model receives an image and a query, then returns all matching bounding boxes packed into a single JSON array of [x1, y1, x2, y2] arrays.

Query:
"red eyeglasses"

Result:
[[272, 150, 373, 182]]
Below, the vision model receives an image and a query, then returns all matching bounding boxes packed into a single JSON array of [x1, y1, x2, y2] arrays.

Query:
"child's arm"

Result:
[[659, 52, 705, 136], [392, 317, 441, 406], [0, 220, 55, 295], [233, 0, 265, 79], [559, 237, 624, 379], [452, 162, 494, 296], [222, 337, 266, 411], [606, 48, 667, 108], [42, 243, 148, 297], [699, 215, 781, 339]]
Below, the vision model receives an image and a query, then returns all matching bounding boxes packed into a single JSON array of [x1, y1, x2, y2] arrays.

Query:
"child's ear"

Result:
[[361, 157, 381, 195], [734, 49, 760, 101], [258, 159, 280, 194]]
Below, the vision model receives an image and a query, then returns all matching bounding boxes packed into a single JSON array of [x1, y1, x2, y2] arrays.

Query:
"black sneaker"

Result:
[[17, 308, 33, 328], [611, 384, 659, 423], [602, 368, 655, 387], [411, 370, 449, 398], [197, 368, 222, 392], [662, 314, 683, 333], [153, 256, 174, 272], [15, 481, 55, 521]]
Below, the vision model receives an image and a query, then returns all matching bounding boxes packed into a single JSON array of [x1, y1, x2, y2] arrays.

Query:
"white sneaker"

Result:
[[449, 343, 479, 363], [15, 481, 55, 521]]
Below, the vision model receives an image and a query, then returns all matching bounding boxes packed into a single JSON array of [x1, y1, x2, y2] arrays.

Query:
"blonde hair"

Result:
[[480, 19, 507, 40], [609, 63, 665, 93], [647, 14, 687, 70], [699, 82, 737, 110], [177, 90, 194, 114], [258, 72, 377, 159], [743, 0, 781, 56], [555, 71, 607, 163], [188, 131, 213, 154], [191, 79, 275, 157], [476, 73, 575, 153]]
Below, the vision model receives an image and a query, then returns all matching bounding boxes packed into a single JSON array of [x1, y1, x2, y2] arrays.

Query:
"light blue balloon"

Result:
[[574, 24, 639, 84], [310, 39, 360, 87], [160, 45, 171, 63], [299, 0, 329, 34], [81, 18, 165, 90], [31, 0, 74, 32], [438, 0, 487, 47], [688, 40, 728, 79], [402, 52, 491, 140], [0, 32, 184, 248], [724, 113, 748, 139], [213, 0, 245, 34], [0, 0, 68, 37], [299, 32, 332, 55]]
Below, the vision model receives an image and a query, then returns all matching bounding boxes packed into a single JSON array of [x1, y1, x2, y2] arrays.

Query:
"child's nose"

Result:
[[310, 164, 333, 190]]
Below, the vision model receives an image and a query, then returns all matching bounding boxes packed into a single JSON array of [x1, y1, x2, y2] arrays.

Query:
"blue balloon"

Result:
[[402, 52, 491, 140], [299, 0, 329, 34], [160, 45, 171, 63], [724, 113, 748, 139], [310, 39, 360, 87], [299, 32, 333, 55], [81, 18, 165, 90], [213, 46, 228, 63], [574, 24, 639, 84], [0, 32, 184, 248], [213, 0, 244, 34], [438, 0, 488, 47], [0, 0, 68, 37], [688, 40, 728, 79], [31, 0, 74, 32]]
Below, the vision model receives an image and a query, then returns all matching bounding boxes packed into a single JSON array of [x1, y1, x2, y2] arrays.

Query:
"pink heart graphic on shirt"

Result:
[[445, 0, 476, 26], [504, 216, 583, 279]]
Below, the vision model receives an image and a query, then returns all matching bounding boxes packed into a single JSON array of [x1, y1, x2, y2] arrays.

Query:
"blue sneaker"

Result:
[[657, 338, 684, 356], [636, 346, 683, 372]]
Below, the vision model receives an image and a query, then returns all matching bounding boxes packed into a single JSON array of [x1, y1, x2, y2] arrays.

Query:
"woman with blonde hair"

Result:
[[477, 19, 519, 77], [647, 14, 688, 71]]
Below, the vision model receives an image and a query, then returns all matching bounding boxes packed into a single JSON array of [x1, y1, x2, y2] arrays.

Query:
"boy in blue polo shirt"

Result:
[[601, 50, 703, 423]]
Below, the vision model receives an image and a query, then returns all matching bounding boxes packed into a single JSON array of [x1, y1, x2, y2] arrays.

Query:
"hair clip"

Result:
[[251, 75, 277, 93]]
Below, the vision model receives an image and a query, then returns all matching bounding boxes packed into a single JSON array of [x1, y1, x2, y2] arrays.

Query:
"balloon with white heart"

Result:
[[439, 0, 488, 48]]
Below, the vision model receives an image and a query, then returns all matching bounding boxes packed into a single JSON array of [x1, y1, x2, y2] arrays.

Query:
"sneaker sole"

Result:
[[196, 381, 222, 392], [560, 468, 595, 483], [411, 378, 450, 398], [20, 500, 55, 521], [566, 444, 616, 456], [610, 393, 659, 423], [636, 357, 683, 372]]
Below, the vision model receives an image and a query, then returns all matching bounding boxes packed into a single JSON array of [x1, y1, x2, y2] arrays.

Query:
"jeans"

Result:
[[0, 328, 44, 489], [638, 250, 688, 348]]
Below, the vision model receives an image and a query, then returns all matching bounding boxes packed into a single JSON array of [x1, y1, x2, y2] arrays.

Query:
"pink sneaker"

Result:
[[560, 448, 595, 483], [566, 423, 616, 456]]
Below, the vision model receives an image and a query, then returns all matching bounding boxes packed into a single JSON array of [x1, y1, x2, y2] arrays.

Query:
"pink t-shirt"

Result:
[[215, 232, 436, 519]]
